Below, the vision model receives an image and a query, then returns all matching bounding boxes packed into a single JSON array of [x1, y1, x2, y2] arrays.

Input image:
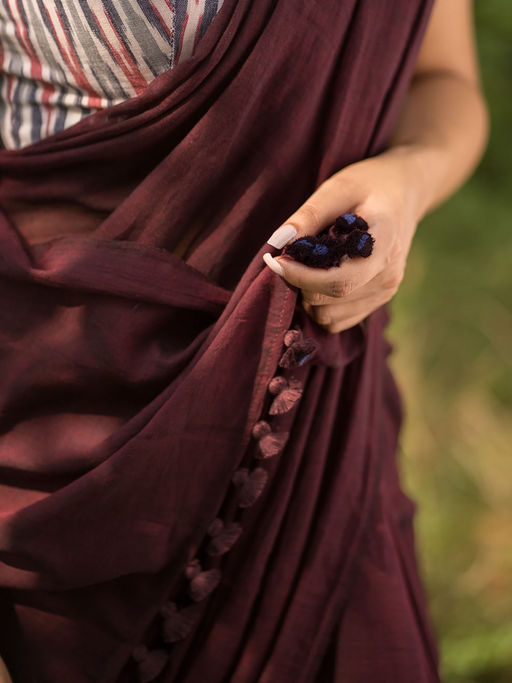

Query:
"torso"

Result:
[[0, 0, 224, 248]]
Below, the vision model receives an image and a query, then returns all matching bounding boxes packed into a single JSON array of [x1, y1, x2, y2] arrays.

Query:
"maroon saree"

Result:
[[0, 1, 441, 681]]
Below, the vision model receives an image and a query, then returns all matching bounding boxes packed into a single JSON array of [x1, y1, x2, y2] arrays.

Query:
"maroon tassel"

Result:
[[251, 420, 271, 440], [252, 421, 289, 458], [279, 327, 317, 368], [268, 376, 303, 415], [188, 569, 222, 601], [283, 329, 302, 347], [132, 645, 169, 683], [279, 338, 317, 368], [159, 601, 197, 643], [185, 558, 202, 580], [206, 518, 243, 556], [207, 518, 224, 537], [268, 376, 288, 395], [257, 431, 289, 458], [185, 558, 222, 601], [232, 467, 268, 507]]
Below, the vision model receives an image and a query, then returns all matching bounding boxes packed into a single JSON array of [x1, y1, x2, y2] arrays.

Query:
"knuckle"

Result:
[[296, 202, 323, 232], [382, 271, 403, 293], [315, 312, 333, 327], [329, 278, 353, 298], [385, 239, 402, 267], [381, 290, 394, 304], [302, 290, 326, 306], [328, 316, 362, 334], [326, 323, 342, 335], [382, 276, 398, 291]]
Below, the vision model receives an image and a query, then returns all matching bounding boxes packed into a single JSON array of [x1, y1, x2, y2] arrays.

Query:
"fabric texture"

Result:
[[0, 0, 224, 149], [0, 0, 441, 681]]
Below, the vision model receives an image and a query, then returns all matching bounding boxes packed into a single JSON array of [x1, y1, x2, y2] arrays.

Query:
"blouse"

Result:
[[0, 0, 224, 149]]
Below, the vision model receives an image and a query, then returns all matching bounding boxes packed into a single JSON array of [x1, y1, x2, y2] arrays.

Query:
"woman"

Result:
[[0, 0, 488, 681]]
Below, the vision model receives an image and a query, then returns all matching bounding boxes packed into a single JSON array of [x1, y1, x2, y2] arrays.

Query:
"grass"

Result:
[[386, 3, 512, 681]]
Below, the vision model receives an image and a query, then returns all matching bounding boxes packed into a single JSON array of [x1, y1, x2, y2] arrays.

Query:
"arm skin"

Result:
[[264, 0, 491, 333], [0, 656, 13, 683], [385, 0, 490, 221]]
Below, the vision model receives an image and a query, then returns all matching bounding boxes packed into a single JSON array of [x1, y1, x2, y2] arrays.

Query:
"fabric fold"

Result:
[[0, 1, 440, 681]]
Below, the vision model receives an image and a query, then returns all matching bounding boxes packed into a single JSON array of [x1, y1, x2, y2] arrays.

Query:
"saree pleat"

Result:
[[0, 0, 440, 681]]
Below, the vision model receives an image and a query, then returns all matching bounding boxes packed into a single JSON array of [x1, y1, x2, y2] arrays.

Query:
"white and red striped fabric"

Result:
[[0, 0, 224, 149]]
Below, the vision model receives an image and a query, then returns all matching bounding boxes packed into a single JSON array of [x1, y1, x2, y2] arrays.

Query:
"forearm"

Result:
[[382, 70, 490, 221], [0, 656, 12, 683]]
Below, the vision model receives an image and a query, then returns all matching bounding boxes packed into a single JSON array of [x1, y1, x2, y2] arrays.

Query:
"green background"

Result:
[[388, 3, 512, 681]]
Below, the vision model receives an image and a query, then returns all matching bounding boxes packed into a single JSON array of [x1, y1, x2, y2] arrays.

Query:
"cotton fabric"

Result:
[[0, 1, 441, 681]]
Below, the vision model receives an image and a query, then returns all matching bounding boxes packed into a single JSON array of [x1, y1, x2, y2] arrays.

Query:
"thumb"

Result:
[[266, 176, 357, 250]]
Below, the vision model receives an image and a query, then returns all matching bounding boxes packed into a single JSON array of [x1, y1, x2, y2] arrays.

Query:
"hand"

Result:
[[263, 146, 425, 334], [0, 656, 13, 683]]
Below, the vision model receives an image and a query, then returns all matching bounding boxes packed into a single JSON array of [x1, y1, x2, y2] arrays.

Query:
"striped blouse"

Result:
[[0, 0, 224, 150]]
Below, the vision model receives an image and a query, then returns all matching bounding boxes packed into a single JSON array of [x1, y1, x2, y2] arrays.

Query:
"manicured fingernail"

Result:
[[263, 252, 285, 276], [266, 224, 297, 249]]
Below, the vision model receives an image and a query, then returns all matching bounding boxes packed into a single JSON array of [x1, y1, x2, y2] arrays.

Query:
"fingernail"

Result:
[[263, 252, 285, 276], [266, 224, 297, 249]]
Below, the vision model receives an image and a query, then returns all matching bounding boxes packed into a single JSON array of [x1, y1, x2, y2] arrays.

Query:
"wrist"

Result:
[[379, 142, 449, 222]]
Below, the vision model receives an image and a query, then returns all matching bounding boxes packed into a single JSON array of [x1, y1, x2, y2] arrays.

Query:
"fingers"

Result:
[[272, 239, 386, 299], [300, 264, 394, 305], [302, 291, 374, 324], [0, 657, 13, 683], [301, 262, 405, 333], [301, 290, 384, 334], [302, 299, 370, 334], [266, 176, 358, 246], [300, 289, 345, 305], [262, 172, 402, 300]]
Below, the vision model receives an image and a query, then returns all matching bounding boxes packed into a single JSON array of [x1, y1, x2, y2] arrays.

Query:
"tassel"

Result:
[[279, 327, 317, 368], [206, 518, 243, 556], [159, 601, 197, 643], [283, 328, 303, 347], [251, 420, 271, 440], [331, 212, 369, 236], [282, 234, 345, 269], [252, 420, 289, 459], [279, 338, 317, 368], [268, 376, 303, 415], [185, 558, 222, 601], [185, 558, 202, 580], [268, 376, 288, 395], [132, 645, 169, 682], [207, 518, 224, 537], [256, 431, 289, 459], [345, 229, 374, 258], [279, 214, 373, 269], [232, 467, 268, 507], [188, 569, 222, 601]]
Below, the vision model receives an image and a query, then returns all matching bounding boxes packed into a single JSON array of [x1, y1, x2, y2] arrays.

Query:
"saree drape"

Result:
[[0, 0, 441, 681]]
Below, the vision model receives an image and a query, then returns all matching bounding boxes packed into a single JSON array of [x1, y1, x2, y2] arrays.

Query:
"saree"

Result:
[[0, 0, 441, 681]]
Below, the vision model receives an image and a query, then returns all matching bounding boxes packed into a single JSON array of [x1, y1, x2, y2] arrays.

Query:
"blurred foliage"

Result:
[[387, 2, 512, 682]]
